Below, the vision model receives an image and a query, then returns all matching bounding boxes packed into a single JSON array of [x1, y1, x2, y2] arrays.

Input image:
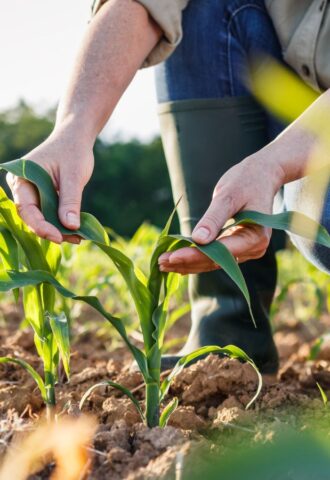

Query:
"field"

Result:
[[0, 218, 329, 479]]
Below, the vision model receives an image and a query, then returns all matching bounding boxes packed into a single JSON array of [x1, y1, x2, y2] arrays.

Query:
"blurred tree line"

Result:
[[0, 102, 176, 236]]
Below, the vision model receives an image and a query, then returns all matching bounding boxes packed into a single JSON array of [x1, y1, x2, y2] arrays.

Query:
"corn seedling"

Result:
[[0, 187, 68, 420], [0, 159, 329, 427]]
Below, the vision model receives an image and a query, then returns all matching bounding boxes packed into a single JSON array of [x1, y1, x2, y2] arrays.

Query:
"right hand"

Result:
[[6, 129, 94, 244]]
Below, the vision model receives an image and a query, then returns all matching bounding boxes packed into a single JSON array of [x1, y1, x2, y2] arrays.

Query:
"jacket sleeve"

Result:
[[91, 0, 190, 67]]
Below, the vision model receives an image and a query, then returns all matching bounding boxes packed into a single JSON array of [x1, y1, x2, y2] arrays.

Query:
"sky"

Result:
[[0, 0, 159, 141]]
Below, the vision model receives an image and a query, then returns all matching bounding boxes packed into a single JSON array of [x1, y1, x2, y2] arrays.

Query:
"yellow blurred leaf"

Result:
[[0, 416, 97, 480]]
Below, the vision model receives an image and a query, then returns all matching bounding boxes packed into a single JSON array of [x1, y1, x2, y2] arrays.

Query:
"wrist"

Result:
[[264, 127, 317, 185], [244, 150, 286, 195], [52, 114, 97, 148]]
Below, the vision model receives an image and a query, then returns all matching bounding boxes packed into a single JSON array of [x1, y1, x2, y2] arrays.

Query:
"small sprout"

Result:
[[316, 382, 328, 406]]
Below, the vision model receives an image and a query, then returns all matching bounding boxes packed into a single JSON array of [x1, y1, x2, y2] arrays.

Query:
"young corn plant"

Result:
[[0, 159, 329, 427], [0, 189, 69, 420]]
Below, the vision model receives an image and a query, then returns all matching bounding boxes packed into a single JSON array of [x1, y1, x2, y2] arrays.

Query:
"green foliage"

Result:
[[0, 159, 264, 427], [0, 159, 329, 427], [184, 429, 330, 480], [0, 189, 67, 414], [273, 249, 330, 324]]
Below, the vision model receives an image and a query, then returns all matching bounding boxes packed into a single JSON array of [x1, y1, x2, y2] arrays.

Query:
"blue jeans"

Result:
[[155, 0, 330, 273]]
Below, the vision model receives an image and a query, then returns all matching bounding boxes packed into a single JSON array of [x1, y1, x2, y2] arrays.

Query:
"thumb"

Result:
[[58, 174, 83, 230], [192, 193, 236, 244]]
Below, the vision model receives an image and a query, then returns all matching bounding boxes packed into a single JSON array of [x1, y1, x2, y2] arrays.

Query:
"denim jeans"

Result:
[[155, 0, 330, 273]]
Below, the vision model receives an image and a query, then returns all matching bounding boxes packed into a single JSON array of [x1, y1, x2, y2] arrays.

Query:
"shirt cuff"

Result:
[[91, 0, 189, 67], [136, 0, 189, 67]]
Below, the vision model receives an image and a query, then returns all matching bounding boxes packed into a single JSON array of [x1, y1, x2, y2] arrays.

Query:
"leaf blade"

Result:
[[160, 345, 262, 409], [79, 381, 145, 423], [0, 356, 46, 401], [159, 397, 179, 428], [47, 312, 71, 378], [229, 210, 330, 248]]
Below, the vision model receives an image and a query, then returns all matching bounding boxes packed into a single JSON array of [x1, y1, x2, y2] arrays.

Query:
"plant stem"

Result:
[[145, 382, 160, 428], [45, 370, 56, 422]]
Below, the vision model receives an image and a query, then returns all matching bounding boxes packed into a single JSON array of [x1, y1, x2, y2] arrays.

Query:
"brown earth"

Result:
[[0, 302, 329, 479]]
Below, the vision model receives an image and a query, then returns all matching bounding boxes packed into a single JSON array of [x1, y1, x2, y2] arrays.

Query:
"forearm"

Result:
[[55, 0, 161, 143], [261, 88, 330, 185]]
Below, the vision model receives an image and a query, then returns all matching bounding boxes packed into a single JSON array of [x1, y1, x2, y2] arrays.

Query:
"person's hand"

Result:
[[158, 153, 285, 274], [6, 127, 94, 244]]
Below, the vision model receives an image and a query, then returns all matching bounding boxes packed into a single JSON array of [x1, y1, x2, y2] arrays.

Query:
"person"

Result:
[[7, 0, 330, 374]]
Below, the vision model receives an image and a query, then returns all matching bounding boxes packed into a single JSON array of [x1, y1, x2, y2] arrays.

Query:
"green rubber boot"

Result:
[[158, 97, 279, 374]]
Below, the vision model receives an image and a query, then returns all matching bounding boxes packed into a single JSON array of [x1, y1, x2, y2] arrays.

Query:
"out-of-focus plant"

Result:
[[0, 416, 96, 480], [272, 250, 330, 325], [183, 428, 330, 480]]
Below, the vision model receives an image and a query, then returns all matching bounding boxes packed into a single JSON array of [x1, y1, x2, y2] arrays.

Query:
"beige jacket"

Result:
[[92, 0, 330, 91]]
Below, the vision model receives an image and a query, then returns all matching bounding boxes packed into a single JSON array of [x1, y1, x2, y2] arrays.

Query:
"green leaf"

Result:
[[159, 397, 178, 427], [0, 188, 50, 272], [316, 382, 328, 406], [79, 380, 145, 423], [0, 227, 19, 271], [169, 235, 256, 327], [166, 303, 191, 332], [0, 227, 19, 301], [40, 239, 62, 275], [147, 201, 180, 306], [160, 345, 262, 409], [152, 272, 181, 350], [97, 243, 154, 352], [22, 285, 44, 338], [47, 312, 70, 378], [0, 269, 149, 382], [148, 236, 178, 307], [229, 210, 330, 249], [0, 356, 46, 401]]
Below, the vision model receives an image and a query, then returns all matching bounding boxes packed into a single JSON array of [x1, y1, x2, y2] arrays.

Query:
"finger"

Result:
[[167, 247, 207, 265], [237, 248, 268, 263], [58, 172, 83, 230], [159, 264, 219, 274], [63, 235, 82, 245], [8, 175, 62, 243], [158, 252, 172, 264], [219, 225, 271, 259], [192, 188, 237, 244]]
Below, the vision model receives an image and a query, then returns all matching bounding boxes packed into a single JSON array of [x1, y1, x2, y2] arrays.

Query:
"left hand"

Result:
[[158, 152, 284, 274]]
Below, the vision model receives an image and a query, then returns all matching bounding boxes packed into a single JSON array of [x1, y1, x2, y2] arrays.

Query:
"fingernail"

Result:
[[193, 227, 210, 242], [66, 212, 80, 228]]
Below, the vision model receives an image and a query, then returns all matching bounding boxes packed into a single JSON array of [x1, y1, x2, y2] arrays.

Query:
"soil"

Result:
[[0, 301, 330, 479]]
